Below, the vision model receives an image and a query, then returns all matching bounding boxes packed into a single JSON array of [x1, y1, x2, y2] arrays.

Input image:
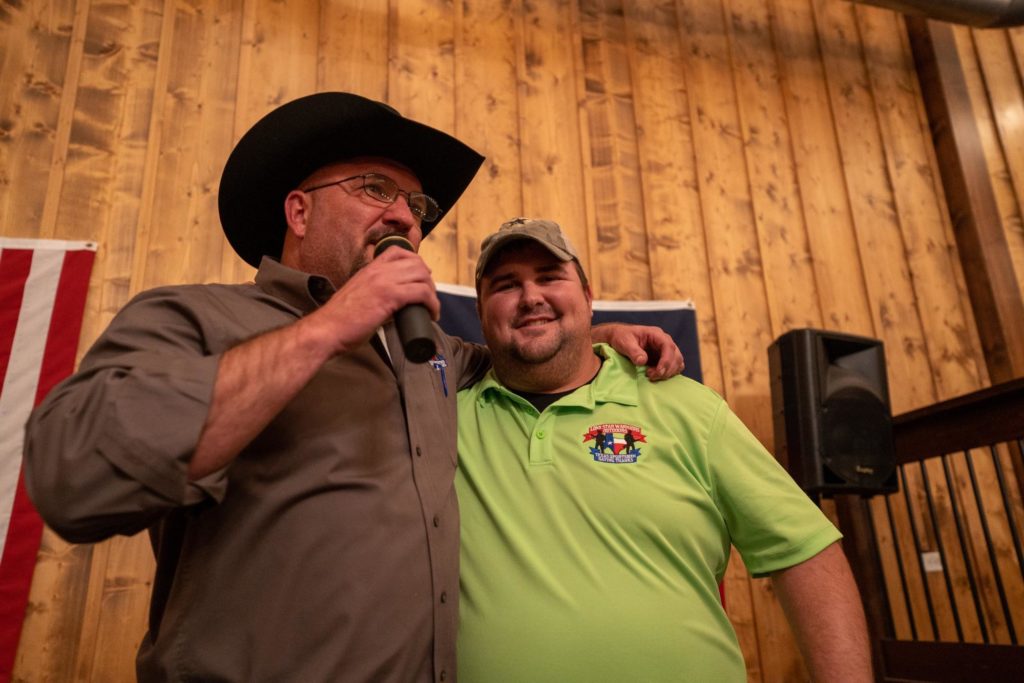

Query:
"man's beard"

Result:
[[507, 332, 566, 367], [332, 228, 403, 286], [491, 328, 582, 393], [345, 252, 372, 282]]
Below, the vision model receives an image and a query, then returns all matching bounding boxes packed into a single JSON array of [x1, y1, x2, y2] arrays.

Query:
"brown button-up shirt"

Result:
[[24, 258, 488, 682]]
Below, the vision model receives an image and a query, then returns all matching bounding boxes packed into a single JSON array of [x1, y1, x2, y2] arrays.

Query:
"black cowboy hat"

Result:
[[218, 92, 485, 268]]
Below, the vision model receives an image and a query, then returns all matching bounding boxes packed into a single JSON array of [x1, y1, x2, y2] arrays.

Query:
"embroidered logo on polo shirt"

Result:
[[582, 423, 647, 463]]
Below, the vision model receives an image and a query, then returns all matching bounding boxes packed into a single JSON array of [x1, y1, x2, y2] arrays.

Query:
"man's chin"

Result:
[[346, 255, 372, 280], [509, 341, 562, 366]]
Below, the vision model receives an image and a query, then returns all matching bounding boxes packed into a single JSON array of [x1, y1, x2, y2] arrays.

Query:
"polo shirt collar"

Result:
[[254, 256, 336, 314], [478, 343, 641, 410]]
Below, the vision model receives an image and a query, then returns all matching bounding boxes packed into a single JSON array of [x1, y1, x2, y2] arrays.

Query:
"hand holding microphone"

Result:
[[373, 236, 437, 363]]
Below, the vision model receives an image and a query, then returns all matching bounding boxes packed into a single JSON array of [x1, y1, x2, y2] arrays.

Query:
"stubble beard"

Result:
[[345, 252, 372, 282], [508, 331, 564, 366], [492, 327, 581, 392], [310, 221, 392, 288]]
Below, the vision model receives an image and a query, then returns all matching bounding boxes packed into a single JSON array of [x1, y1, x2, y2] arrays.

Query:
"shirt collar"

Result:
[[254, 256, 336, 314], [478, 343, 641, 410]]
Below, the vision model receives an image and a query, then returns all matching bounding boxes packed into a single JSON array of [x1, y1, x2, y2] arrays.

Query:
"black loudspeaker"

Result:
[[768, 329, 898, 496]]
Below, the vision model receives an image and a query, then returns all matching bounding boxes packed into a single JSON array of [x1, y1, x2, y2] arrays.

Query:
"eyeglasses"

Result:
[[302, 173, 441, 223]]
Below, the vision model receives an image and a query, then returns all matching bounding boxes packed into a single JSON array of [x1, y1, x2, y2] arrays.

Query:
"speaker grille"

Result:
[[822, 385, 895, 488]]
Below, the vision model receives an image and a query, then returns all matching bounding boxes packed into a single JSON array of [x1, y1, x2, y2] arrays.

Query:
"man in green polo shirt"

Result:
[[456, 218, 872, 682]]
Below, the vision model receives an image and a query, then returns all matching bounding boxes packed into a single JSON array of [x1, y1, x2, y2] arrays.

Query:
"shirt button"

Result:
[[440, 671, 447, 681], [440, 591, 448, 603], [537, 430, 546, 439], [416, 446, 422, 457], [433, 515, 440, 527]]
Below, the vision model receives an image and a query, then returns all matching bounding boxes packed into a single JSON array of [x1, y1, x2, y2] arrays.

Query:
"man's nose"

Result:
[[381, 194, 417, 229], [518, 281, 544, 307]]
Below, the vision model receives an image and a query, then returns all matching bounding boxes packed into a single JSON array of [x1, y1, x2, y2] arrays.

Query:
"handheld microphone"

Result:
[[373, 236, 437, 363]]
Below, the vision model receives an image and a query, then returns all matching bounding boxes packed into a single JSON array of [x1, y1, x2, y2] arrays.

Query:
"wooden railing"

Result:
[[834, 378, 1024, 682]]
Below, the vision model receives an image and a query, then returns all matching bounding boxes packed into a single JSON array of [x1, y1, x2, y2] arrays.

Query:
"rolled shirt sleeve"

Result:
[[24, 286, 235, 542]]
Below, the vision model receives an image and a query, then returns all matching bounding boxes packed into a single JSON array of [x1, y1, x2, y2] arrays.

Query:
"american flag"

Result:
[[0, 238, 96, 679]]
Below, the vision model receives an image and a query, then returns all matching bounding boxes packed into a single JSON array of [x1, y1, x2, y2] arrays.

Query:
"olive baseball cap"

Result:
[[475, 217, 582, 286]]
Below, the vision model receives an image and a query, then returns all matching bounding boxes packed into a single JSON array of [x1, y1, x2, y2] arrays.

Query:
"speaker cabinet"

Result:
[[768, 329, 898, 496]]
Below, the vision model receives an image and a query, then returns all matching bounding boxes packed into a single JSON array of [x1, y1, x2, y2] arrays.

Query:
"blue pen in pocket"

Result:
[[429, 353, 448, 397]]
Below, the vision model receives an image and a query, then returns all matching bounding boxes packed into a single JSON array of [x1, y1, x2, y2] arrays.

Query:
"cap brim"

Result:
[[475, 233, 576, 285], [218, 92, 485, 268]]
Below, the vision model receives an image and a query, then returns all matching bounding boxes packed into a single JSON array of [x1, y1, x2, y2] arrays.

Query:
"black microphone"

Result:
[[373, 236, 437, 363]]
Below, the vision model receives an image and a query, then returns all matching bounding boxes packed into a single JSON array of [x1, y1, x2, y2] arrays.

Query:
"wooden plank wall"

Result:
[[921, 17, 1024, 647], [955, 24, 1024, 316], [2, 0, 1021, 680]]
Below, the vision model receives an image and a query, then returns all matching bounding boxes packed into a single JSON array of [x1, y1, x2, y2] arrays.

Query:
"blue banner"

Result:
[[436, 283, 702, 383]]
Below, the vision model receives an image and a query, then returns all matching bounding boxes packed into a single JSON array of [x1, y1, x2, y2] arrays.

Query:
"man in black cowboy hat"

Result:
[[23, 93, 682, 682]]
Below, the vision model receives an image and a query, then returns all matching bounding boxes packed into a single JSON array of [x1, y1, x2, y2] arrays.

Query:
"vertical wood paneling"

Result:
[[812, 0, 933, 414], [517, 0, 588, 263], [1007, 28, 1024, 295], [79, 537, 156, 680], [958, 26, 1024, 309], [13, 536, 95, 681], [453, 0, 523, 284], [676, 0, 772, 443], [621, 0, 724, 389], [71, 0, 165, 349], [726, 0, 819, 335], [915, 29, 989, 394], [980, 26, 1024, 298], [188, 0, 244, 285], [138, 0, 232, 291], [7, 1, 1023, 680], [317, 0, 389, 99], [576, 0, 650, 300], [770, 0, 875, 336], [0, 0, 79, 239], [236, 0, 318, 124], [128, 0, 177, 294], [974, 31, 1024, 229], [131, 0, 193, 292], [389, 0, 458, 281], [37, 0, 91, 241], [856, 6, 984, 401]]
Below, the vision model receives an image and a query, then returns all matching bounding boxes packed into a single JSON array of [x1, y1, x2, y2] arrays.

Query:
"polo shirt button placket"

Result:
[[531, 417, 553, 464]]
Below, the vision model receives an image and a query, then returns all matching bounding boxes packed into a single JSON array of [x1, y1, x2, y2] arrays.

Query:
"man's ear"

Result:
[[284, 189, 311, 239]]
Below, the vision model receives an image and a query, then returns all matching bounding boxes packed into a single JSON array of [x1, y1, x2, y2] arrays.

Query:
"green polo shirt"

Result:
[[456, 345, 840, 682]]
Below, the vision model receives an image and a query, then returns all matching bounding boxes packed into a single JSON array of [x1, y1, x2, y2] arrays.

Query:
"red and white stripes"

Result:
[[0, 238, 95, 678]]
